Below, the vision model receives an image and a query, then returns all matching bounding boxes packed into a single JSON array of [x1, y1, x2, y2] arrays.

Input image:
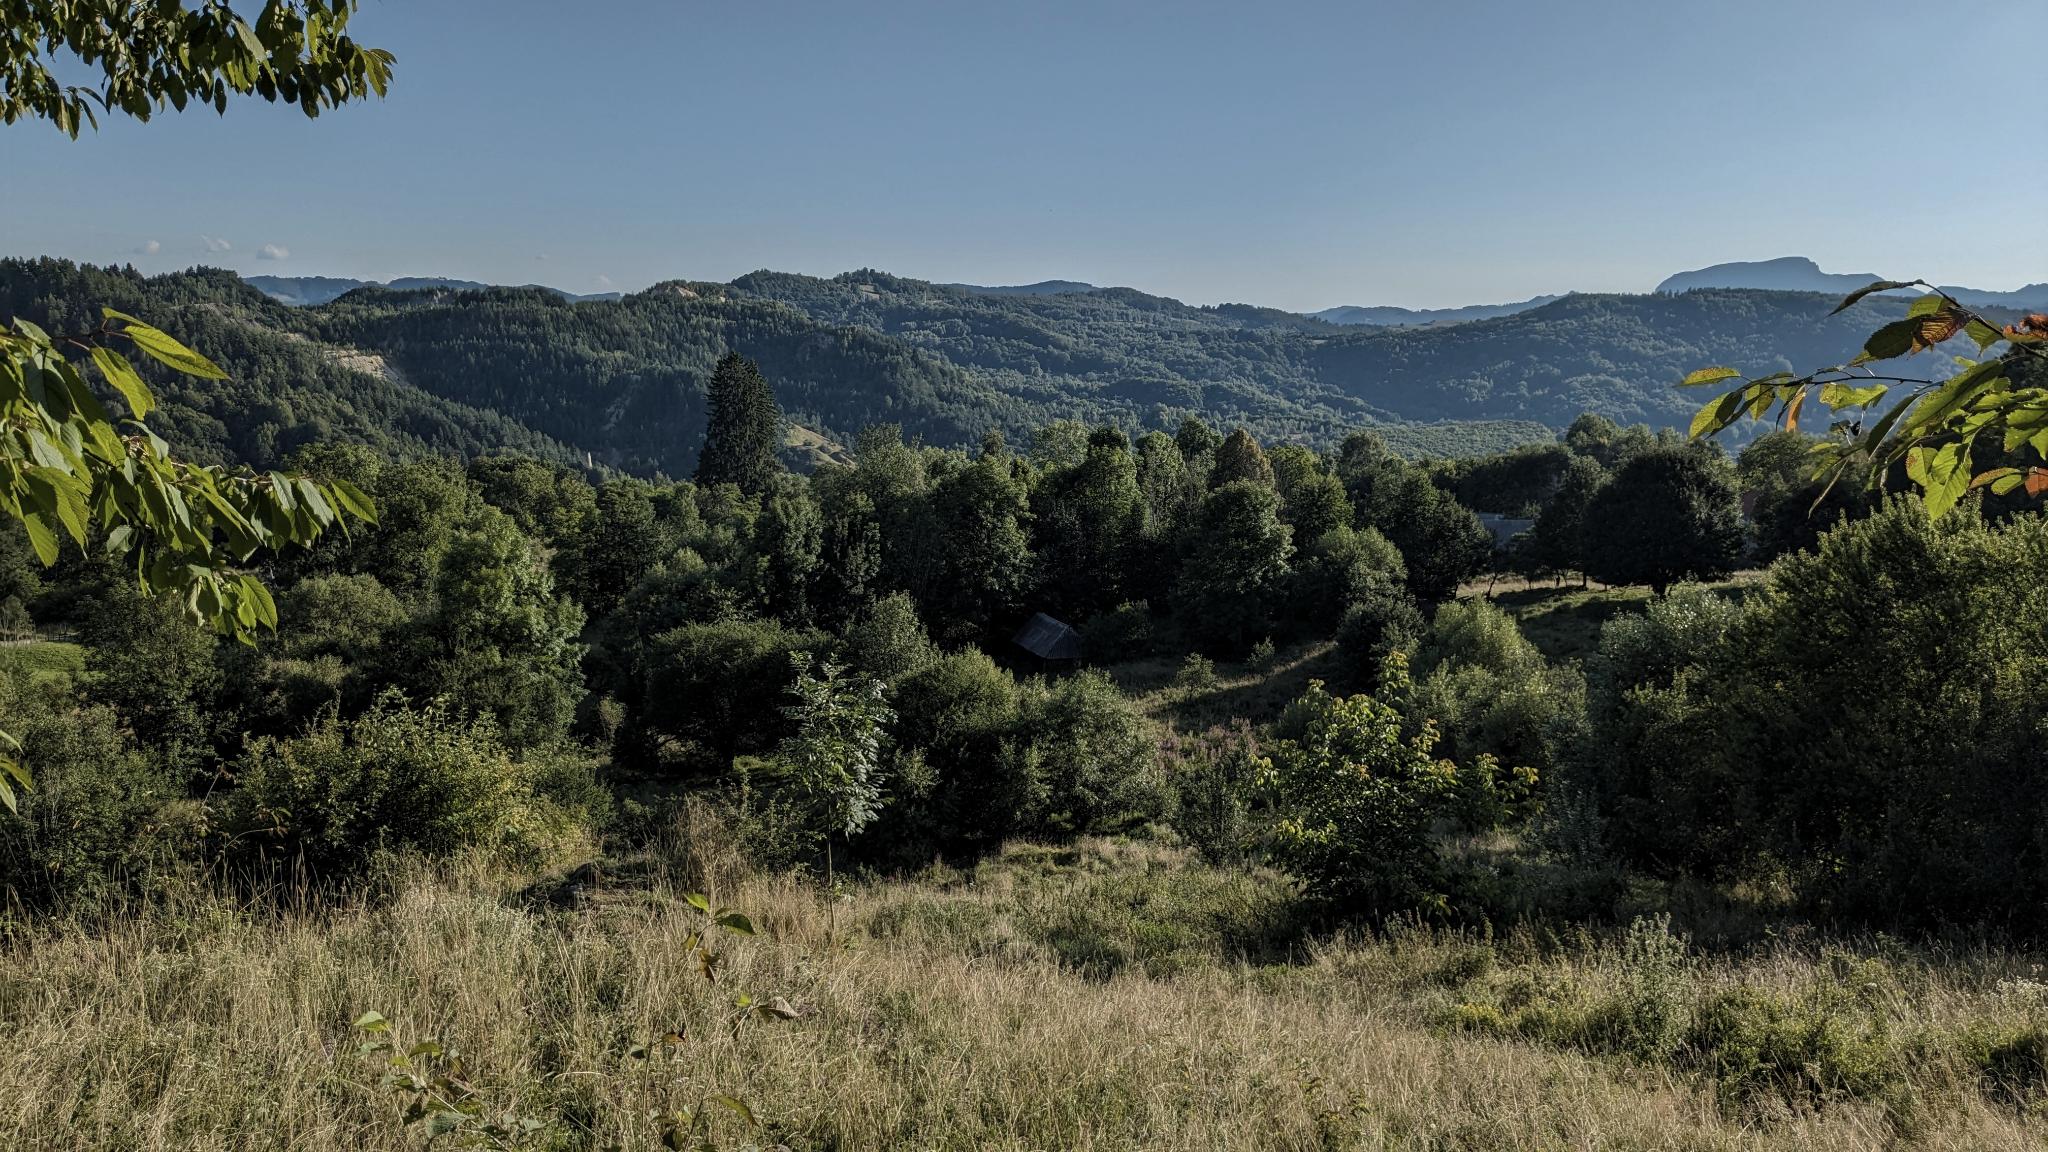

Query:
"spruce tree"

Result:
[[696, 353, 782, 494]]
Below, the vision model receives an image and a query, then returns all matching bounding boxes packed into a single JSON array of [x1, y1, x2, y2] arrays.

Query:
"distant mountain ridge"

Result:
[[35, 257, 2015, 483], [246, 274, 621, 307], [1311, 295, 1565, 327], [942, 280, 1098, 296], [1655, 256, 2048, 310]]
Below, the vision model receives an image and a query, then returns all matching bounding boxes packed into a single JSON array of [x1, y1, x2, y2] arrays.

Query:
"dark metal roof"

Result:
[[1476, 513, 1535, 549], [1012, 612, 1083, 661]]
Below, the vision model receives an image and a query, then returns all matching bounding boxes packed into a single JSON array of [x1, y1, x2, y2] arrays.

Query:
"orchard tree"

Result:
[[696, 352, 782, 495], [1525, 453, 1606, 581], [0, 1, 393, 806], [1581, 446, 1742, 594]]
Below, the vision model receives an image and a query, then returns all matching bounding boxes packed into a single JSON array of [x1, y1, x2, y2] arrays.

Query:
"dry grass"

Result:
[[0, 834, 2044, 1150]]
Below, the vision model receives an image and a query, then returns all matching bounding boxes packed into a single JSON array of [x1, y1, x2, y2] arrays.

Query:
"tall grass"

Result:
[[0, 831, 2043, 1149]]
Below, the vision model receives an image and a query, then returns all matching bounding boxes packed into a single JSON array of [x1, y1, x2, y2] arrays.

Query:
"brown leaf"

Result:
[[2028, 469, 2048, 498], [2005, 314, 2048, 341], [1913, 307, 1967, 349]]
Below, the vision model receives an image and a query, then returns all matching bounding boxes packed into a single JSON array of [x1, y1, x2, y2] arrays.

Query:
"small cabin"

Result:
[[1011, 612, 1083, 669]]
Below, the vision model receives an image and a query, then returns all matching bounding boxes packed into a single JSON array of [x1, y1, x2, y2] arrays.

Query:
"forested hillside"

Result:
[[1, 258, 2014, 485], [0, 259, 583, 470], [721, 270, 1988, 435]]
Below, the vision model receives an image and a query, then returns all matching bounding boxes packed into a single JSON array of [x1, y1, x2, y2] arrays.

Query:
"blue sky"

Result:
[[2, 0, 2040, 311]]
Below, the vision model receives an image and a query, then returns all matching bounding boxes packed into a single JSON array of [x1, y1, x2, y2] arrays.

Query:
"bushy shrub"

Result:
[[1580, 503, 2048, 926], [1716, 502, 2048, 923], [76, 581, 224, 779], [1080, 600, 1154, 663], [1019, 669, 1165, 836], [1572, 586, 1746, 873], [1682, 983, 1901, 1107], [1163, 722, 1261, 864], [224, 692, 540, 876], [842, 592, 938, 683], [872, 650, 1032, 858], [1408, 600, 1581, 826], [1171, 652, 1217, 699], [1334, 583, 1425, 694], [1262, 660, 1459, 918], [0, 675, 188, 908], [873, 657, 1164, 861], [634, 617, 831, 772]]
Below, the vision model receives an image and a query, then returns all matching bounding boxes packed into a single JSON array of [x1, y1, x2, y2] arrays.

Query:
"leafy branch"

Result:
[[1684, 279, 2048, 517]]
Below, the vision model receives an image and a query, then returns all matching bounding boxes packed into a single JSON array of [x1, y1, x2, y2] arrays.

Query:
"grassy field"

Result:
[[1461, 575, 1763, 664], [4, 830, 2044, 1151], [1105, 640, 1342, 730], [0, 642, 84, 688]]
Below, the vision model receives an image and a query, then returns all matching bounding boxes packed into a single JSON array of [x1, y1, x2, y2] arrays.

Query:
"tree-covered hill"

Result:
[[1305, 288, 1985, 429], [721, 269, 1985, 437], [9, 258, 1978, 480], [0, 258, 584, 470], [305, 281, 1025, 476]]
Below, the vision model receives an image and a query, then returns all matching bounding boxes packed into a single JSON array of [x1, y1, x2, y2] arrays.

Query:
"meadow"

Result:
[[4, 828, 2044, 1151]]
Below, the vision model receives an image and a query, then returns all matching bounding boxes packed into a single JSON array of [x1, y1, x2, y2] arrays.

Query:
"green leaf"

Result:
[[1680, 366, 1741, 388], [1830, 280, 1914, 315], [329, 478, 378, 522], [18, 511, 58, 566], [1907, 293, 1946, 318], [1965, 319, 2004, 352], [0, 747, 31, 814], [1689, 389, 1745, 439], [683, 892, 711, 913], [715, 911, 755, 935], [89, 346, 156, 420], [709, 1095, 757, 1127], [1818, 381, 1889, 410], [1854, 319, 1921, 364], [354, 1011, 391, 1032], [104, 311, 228, 380]]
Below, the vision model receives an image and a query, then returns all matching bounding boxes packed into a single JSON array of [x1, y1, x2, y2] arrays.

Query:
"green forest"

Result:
[[7, 3, 2048, 1149]]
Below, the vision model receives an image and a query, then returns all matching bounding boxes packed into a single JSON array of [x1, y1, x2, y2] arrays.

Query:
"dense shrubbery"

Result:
[[225, 693, 570, 875], [0, 675, 184, 908], [1261, 663, 1460, 917], [4, 306, 2047, 944], [1576, 502, 2048, 926]]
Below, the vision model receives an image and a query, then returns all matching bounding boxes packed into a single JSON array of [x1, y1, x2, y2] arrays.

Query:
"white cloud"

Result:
[[200, 234, 232, 253], [594, 273, 615, 289], [135, 240, 161, 256], [257, 243, 290, 261]]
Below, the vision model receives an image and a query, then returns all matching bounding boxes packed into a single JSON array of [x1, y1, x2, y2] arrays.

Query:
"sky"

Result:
[[2, 0, 2042, 312]]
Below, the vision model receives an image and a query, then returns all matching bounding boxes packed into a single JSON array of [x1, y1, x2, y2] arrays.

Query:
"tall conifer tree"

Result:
[[696, 353, 782, 494]]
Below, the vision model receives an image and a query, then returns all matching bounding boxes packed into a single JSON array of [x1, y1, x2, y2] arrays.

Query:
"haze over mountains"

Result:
[[245, 274, 622, 307], [250, 257, 2048, 329]]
